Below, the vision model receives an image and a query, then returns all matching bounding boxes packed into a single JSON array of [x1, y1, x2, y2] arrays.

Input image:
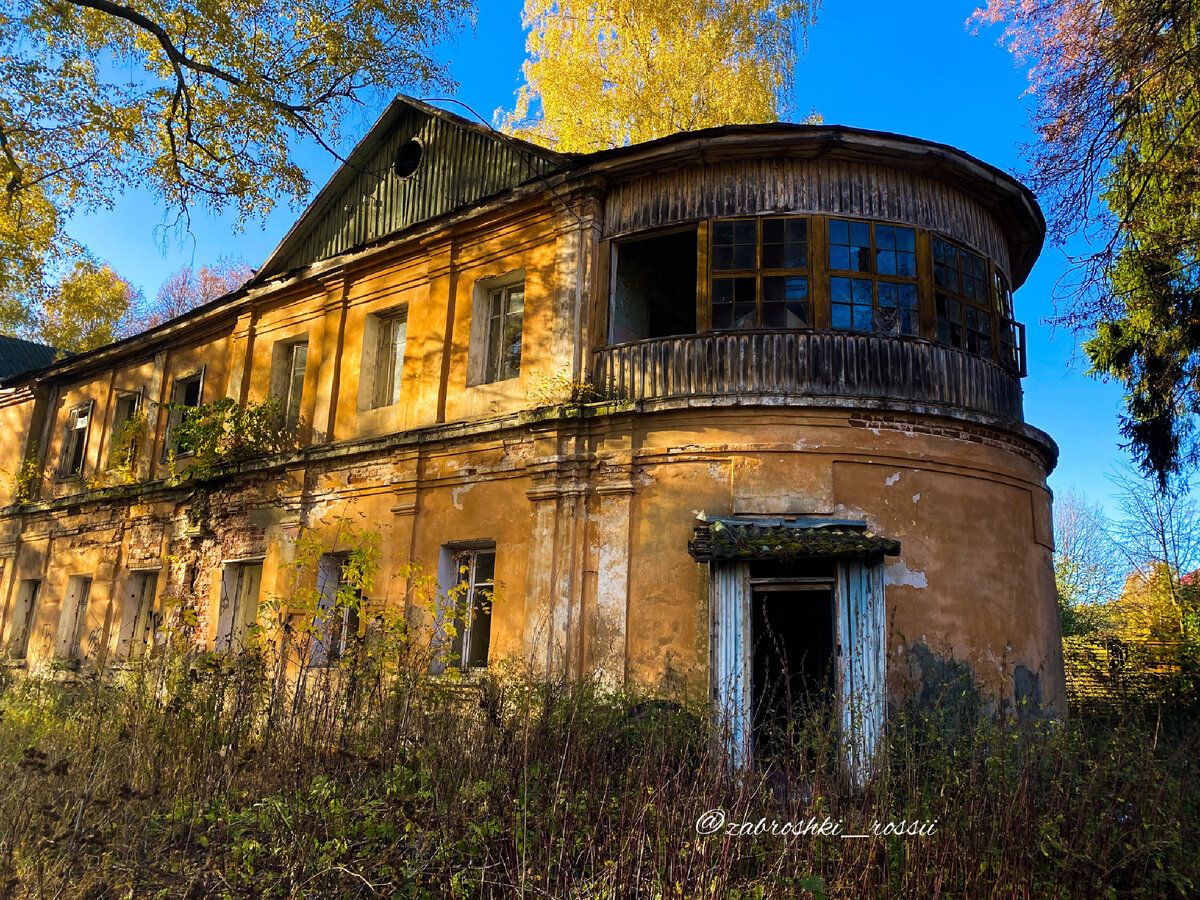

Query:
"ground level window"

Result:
[[216, 561, 263, 652], [56, 575, 93, 660], [445, 546, 495, 670], [7, 579, 40, 658], [117, 571, 158, 659], [307, 553, 363, 667]]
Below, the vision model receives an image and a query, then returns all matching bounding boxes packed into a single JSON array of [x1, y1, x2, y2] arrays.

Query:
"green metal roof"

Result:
[[0, 335, 58, 379]]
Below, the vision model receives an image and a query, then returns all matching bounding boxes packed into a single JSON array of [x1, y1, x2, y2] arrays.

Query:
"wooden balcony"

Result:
[[591, 330, 1024, 423]]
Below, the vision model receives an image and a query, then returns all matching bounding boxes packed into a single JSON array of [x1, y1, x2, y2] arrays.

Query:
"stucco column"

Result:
[[309, 269, 348, 444], [225, 309, 258, 404], [590, 467, 634, 685], [523, 437, 590, 676]]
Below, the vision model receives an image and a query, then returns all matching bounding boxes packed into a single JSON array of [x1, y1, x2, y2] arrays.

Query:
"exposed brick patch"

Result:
[[847, 412, 1048, 468]]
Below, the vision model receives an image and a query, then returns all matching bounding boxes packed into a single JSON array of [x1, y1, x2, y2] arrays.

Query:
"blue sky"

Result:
[[66, 0, 1128, 513]]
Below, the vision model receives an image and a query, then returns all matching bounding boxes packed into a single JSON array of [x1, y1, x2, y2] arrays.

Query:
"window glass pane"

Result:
[[832, 303, 852, 329], [712, 219, 756, 271], [896, 227, 916, 252], [733, 303, 757, 329], [876, 225, 895, 250], [831, 277, 853, 303], [852, 305, 873, 331], [896, 252, 917, 278], [829, 245, 850, 271], [500, 291, 523, 380], [732, 245, 755, 270], [828, 218, 848, 244], [876, 249, 896, 275], [848, 221, 870, 246]]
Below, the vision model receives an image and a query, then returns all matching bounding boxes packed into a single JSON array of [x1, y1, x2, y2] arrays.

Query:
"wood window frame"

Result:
[[56, 401, 94, 481], [707, 216, 811, 331], [826, 217, 921, 337], [932, 236, 996, 362], [483, 282, 525, 384], [215, 559, 264, 652], [7, 579, 40, 659], [274, 339, 308, 430], [306, 552, 364, 668], [162, 367, 205, 461], [56, 574, 93, 660], [106, 389, 143, 471], [370, 309, 408, 409], [443, 544, 496, 671]]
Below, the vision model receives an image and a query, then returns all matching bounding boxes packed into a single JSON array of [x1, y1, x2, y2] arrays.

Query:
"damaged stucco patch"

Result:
[[884, 559, 927, 589], [451, 481, 476, 510], [885, 472, 901, 486]]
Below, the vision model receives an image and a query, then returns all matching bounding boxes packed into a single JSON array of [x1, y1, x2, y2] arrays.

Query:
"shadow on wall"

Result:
[[897, 640, 1047, 726]]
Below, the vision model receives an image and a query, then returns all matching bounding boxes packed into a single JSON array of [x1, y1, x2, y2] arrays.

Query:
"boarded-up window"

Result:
[[7, 579, 40, 658], [117, 571, 158, 659], [215, 561, 263, 652], [56, 575, 93, 659]]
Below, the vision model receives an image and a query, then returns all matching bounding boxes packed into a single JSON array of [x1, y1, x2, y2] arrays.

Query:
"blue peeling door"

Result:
[[836, 558, 887, 785]]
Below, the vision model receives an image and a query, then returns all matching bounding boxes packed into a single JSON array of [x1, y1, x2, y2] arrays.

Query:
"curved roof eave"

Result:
[[564, 123, 1046, 288]]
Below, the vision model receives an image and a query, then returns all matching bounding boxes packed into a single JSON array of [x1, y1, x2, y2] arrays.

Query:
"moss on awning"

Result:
[[688, 519, 901, 562]]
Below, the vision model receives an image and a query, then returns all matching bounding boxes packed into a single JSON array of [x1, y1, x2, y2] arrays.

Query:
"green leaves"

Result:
[[0, 0, 472, 331]]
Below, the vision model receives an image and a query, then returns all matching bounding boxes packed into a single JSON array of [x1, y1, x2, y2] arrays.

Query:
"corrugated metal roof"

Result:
[[0, 335, 58, 379], [688, 518, 900, 561]]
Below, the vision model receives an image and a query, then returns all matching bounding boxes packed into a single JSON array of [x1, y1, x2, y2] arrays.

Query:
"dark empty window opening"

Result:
[[610, 228, 698, 343], [393, 139, 423, 178], [163, 371, 203, 460], [750, 558, 836, 756]]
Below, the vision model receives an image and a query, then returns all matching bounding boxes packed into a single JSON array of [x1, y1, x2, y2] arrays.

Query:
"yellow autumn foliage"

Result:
[[499, 0, 818, 153]]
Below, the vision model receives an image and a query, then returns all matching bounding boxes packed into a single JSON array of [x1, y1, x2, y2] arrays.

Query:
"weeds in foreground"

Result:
[[0, 655, 1195, 899]]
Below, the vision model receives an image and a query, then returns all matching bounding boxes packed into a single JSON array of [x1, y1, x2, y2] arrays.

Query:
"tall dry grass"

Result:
[[0, 640, 1195, 898]]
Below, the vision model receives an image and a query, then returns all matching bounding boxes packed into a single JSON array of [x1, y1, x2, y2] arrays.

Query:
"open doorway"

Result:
[[749, 559, 835, 755]]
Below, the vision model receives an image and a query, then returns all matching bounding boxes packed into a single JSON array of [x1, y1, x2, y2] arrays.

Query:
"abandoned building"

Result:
[[0, 97, 1062, 762]]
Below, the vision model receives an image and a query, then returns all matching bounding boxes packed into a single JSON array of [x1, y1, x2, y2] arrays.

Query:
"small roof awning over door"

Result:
[[688, 516, 901, 562]]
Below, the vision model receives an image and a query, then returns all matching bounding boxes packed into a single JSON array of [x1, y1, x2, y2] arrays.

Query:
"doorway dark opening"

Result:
[[750, 558, 835, 754]]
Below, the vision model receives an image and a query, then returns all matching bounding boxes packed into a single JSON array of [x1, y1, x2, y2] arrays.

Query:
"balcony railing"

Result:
[[592, 330, 1024, 423]]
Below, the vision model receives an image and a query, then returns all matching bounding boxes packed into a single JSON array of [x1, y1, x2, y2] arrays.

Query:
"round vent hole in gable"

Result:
[[393, 139, 423, 178]]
